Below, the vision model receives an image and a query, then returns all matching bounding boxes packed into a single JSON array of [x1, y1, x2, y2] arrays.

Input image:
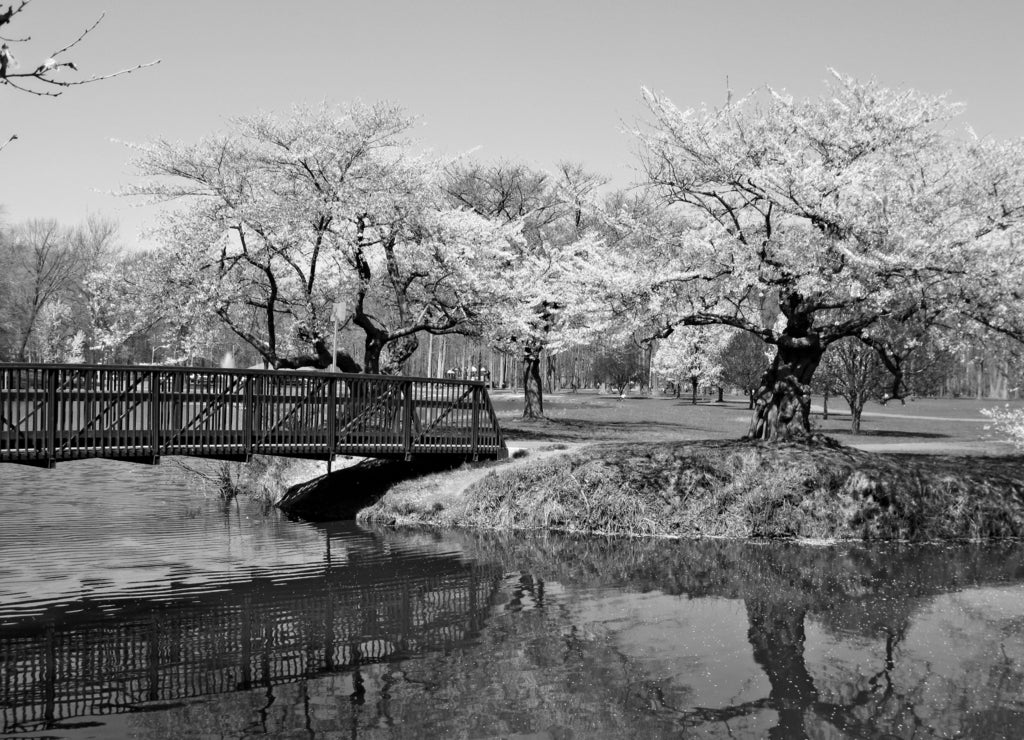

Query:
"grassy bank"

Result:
[[359, 440, 1024, 541]]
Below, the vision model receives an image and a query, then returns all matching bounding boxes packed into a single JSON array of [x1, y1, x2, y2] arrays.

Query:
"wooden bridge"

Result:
[[0, 364, 506, 468]]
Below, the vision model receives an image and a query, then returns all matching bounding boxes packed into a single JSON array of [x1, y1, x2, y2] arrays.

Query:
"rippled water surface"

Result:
[[2, 459, 1023, 739]]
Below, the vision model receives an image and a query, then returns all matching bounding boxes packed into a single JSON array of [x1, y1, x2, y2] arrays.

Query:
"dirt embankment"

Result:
[[352, 440, 1024, 541]]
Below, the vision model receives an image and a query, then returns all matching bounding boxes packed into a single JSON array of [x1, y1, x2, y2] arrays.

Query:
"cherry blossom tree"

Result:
[[84, 247, 191, 364], [127, 102, 518, 374], [444, 160, 606, 418], [983, 406, 1024, 450], [598, 71, 1024, 441], [654, 327, 732, 404]]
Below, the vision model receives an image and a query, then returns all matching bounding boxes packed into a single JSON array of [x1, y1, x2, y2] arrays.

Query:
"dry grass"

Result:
[[443, 441, 1024, 541], [357, 444, 578, 527], [173, 455, 332, 512]]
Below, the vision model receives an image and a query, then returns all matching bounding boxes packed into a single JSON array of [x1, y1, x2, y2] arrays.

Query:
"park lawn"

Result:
[[489, 389, 1021, 454]]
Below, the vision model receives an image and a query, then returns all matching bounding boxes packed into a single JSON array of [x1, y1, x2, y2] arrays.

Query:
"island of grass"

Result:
[[280, 391, 1024, 541]]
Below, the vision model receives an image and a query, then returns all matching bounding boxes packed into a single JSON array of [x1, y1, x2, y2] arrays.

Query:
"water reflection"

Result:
[[2, 515, 1023, 738], [448, 534, 1024, 739], [1, 524, 501, 736]]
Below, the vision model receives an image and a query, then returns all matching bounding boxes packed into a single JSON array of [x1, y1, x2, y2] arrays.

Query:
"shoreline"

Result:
[[342, 438, 1024, 542]]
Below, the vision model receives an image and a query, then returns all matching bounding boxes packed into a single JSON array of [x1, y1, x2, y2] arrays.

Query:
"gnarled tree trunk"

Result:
[[746, 333, 824, 441], [267, 333, 360, 373], [380, 334, 419, 376]]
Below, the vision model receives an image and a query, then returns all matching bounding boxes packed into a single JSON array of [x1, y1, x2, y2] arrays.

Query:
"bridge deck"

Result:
[[0, 364, 506, 468]]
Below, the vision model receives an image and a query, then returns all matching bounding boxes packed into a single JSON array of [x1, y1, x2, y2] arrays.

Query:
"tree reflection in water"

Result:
[[446, 534, 1024, 739], [2, 528, 1023, 738]]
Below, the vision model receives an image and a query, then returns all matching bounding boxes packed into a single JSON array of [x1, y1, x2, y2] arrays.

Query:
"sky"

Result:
[[2, 0, 1023, 248]]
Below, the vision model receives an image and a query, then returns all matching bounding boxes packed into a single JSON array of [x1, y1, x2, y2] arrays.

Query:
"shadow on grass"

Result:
[[501, 417, 735, 443], [819, 429, 952, 440]]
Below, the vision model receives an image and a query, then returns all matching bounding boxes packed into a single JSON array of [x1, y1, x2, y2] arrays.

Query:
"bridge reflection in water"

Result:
[[0, 528, 502, 735]]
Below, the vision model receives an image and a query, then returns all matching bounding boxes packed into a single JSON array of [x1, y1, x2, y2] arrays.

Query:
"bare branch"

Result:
[[0, 1, 33, 29], [0, 4, 159, 96], [48, 11, 102, 59], [1, 74, 57, 95], [8, 58, 159, 89]]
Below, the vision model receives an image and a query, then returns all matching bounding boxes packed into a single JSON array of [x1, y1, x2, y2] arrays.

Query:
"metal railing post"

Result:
[[243, 375, 253, 460], [402, 379, 413, 460], [46, 369, 58, 467], [171, 371, 184, 435], [327, 376, 337, 471], [470, 383, 480, 461], [252, 374, 263, 455], [150, 369, 161, 463]]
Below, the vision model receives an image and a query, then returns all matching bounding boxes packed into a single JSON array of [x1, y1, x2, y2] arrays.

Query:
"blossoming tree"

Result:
[[127, 102, 519, 374], [651, 327, 730, 404], [603, 71, 1024, 440], [444, 161, 606, 418]]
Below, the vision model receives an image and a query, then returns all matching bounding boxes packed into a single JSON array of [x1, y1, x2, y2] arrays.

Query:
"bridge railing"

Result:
[[0, 364, 506, 467]]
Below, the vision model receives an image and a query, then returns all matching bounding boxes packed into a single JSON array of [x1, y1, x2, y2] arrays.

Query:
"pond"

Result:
[[1, 459, 1023, 738]]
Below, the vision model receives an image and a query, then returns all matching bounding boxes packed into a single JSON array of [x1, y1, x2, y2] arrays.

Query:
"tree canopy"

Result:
[[585, 71, 1024, 439], [127, 103, 523, 373]]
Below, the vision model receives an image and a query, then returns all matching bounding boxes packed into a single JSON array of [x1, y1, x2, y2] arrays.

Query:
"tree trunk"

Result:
[[362, 331, 386, 375], [746, 334, 824, 441], [275, 335, 360, 373], [822, 392, 829, 420], [716, 385, 724, 403], [522, 342, 544, 419], [745, 598, 817, 737], [849, 393, 864, 435], [690, 376, 698, 405], [380, 334, 419, 375], [546, 352, 558, 393]]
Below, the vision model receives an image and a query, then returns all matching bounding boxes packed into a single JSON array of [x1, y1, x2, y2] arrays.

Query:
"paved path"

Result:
[[811, 405, 989, 423]]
